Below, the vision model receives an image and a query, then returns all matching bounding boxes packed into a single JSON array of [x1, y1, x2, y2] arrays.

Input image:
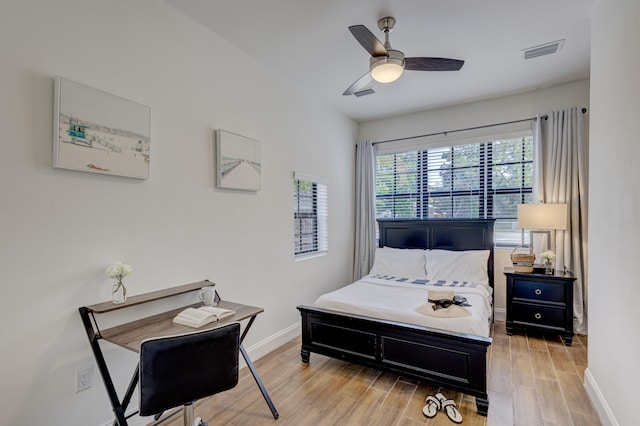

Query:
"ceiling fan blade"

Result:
[[348, 25, 387, 57], [343, 72, 373, 96], [405, 57, 465, 71]]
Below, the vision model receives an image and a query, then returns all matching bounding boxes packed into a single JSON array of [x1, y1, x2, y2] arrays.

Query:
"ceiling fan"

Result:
[[343, 16, 465, 96]]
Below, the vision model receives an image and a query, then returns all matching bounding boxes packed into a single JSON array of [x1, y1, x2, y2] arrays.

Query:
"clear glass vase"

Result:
[[112, 279, 127, 304], [544, 262, 554, 275]]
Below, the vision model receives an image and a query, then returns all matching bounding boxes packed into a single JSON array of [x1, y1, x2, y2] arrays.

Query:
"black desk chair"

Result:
[[139, 323, 240, 426]]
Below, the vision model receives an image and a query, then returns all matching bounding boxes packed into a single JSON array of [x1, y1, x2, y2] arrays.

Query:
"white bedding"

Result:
[[314, 275, 493, 337]]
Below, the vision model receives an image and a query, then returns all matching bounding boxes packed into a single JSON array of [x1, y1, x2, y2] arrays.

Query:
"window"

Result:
[[375, 135, 533, 245], [293, 173, 328, 257]]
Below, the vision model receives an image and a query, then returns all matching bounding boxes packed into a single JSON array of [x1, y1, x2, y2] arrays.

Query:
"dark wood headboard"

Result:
[[377, 219, 495, 287]]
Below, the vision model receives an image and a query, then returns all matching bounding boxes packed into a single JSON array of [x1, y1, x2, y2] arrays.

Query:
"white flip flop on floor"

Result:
[[436, 392, 463, 424], [422, 395, 441, 418]]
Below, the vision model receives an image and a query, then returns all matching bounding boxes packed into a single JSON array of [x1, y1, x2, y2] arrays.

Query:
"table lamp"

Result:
[[517, 203, 567, 264]]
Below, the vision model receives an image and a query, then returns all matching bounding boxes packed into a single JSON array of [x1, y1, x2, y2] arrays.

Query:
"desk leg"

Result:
[[239, 315, 256, 343], [79, 308, 130, 426], [239, 345, 279, 419], [117, 365, 139, 423]]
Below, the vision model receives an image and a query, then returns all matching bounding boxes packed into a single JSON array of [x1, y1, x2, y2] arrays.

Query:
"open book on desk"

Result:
[[172, 306, 236, 328]]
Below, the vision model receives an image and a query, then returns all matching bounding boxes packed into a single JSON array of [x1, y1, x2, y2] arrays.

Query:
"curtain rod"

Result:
[[372, 107, 587, 145]]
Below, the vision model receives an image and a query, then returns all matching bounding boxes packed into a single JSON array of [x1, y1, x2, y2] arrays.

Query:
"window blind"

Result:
[[375, 135, 533, 245], [293, 173, 328, 257]]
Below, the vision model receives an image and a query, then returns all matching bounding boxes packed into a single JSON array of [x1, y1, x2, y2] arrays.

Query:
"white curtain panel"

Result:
[[532, 114, 544, 203], [353, 141, 377, 280], [540, 107, 589, 335]]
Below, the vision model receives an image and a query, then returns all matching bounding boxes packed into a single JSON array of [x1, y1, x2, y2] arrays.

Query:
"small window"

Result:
[[293, 173, 328, 258]]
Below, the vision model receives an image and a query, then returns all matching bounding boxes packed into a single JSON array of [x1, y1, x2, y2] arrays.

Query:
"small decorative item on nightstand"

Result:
[[510, 246, 535, 273], [540, 250, 556, 275]]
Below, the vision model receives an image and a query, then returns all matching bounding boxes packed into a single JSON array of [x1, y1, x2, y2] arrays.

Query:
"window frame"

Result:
[[293, 172, 328, 259]]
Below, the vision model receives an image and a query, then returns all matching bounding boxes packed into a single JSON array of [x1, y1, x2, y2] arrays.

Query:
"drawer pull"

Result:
[[534, 313, 542, 320], [534, 289, 542, 295]]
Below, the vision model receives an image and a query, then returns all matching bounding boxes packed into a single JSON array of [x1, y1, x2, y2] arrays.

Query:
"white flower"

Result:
[[105, 262, 133, 279], [540, 251, 556, 264]]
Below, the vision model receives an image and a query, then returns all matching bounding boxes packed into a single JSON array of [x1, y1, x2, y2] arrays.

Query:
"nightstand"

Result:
[[504, 268, 576, 346]]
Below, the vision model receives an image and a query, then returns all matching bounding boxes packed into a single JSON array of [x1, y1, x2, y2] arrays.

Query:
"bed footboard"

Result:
[[298, 305, 491, 416]]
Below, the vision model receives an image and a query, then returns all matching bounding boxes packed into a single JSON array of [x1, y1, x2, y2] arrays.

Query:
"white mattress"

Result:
[[314, 275, 493, 337]]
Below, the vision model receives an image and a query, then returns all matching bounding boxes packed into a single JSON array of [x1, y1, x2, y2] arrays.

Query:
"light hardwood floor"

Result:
[[155, 321, 600, 426]]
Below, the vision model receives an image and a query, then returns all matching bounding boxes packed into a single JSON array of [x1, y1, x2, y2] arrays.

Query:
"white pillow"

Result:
[[369, 247, 427, 277], [425, 249, 490, 284]]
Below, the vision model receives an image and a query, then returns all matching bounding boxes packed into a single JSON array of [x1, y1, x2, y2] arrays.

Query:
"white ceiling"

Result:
[[166, 0, 596, 122]]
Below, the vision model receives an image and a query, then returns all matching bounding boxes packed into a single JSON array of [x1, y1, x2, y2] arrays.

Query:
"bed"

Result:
[[297, 219, 494, 416]]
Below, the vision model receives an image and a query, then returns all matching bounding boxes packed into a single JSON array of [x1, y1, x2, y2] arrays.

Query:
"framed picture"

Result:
[[215, 129, 261, 191], [53, 76, 151, 179]]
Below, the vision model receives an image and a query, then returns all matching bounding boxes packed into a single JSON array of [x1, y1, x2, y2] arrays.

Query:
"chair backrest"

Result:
[[139, 322, 240, 417]]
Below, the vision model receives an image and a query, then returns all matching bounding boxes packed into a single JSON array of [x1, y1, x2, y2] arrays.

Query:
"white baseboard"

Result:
[[493, 307, 506, 322], [243, 321, 301, 363], [99, 322, 302, 426], [584, 368, 618, 426]]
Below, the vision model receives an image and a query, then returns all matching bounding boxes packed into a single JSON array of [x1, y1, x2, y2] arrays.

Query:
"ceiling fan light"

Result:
[[371, 61, 403, 83], [370, 50, 405, 83]]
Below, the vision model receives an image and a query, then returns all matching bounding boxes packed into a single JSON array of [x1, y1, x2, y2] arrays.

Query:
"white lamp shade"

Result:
[[517, 204, 567, 230]]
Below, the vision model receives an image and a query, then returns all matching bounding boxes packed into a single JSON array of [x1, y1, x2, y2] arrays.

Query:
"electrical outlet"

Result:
[[75, 365, 93, 392]]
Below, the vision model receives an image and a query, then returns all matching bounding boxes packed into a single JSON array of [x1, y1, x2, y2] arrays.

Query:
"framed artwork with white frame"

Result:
[[215, 129, 261, 191], [53, 76, 151, 179]]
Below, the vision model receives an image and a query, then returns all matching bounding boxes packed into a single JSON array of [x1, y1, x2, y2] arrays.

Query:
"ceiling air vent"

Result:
[[522, 39, 564, 60], [354, 88, 375, 97]]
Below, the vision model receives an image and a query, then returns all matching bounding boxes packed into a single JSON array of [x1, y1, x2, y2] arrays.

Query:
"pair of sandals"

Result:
[[422, 392, 463, 423]]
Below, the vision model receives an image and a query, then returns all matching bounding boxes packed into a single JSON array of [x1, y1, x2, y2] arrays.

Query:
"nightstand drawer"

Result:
[[512, 279, 565, 303], [512, 302, 565, 328]]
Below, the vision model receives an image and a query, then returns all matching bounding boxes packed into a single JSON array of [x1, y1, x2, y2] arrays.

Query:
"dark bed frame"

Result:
[[297, 219, 494, 415]]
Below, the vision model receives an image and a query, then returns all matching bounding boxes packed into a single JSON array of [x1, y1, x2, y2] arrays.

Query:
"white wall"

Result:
[[358, 80, 589, 144], [358, 80, 590, 318], [0, 1, 356, 425], [586, 1, 640, 425]]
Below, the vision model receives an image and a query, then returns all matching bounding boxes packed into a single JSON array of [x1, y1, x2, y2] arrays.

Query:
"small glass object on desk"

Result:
[[198, 285, 217, 306], [112, 280, 127, 304], [105, 262, 132, 304]]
